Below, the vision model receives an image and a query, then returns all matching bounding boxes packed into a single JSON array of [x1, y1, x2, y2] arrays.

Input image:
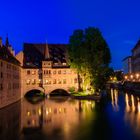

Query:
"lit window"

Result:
[[45, 79, 48, 84], [32, 79, 36, 85], [32, 71, 36, 75], [26, 79, 30, 85], [62, 63, 67, 66], [58, 79, 61, 84], [136, 74, 139, 79]]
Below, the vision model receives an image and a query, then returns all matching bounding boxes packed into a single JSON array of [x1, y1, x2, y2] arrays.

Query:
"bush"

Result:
[[68, 87, 75, 93]]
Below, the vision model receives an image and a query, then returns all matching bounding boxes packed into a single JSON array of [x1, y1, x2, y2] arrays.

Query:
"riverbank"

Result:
[[69, 91, 104, 100], [70, 94, 101, 100]]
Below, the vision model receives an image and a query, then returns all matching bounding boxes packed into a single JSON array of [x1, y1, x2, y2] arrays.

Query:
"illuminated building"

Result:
[[122, 56, 132, 74], [123, 40, 140, 82], [0, 37, 21, 108], [16, 43, 79, 96]]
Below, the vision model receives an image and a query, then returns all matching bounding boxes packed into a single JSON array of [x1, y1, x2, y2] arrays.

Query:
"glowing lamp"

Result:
[[130, 75, 133, 79]]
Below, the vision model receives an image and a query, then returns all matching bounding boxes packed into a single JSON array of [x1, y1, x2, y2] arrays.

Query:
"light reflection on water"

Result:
[[111, 89, 119, 112], [124, 93, 140, 136], [110, 89, 140, 139], [1, 91, 140, 140], [21, 97, 96, 140]]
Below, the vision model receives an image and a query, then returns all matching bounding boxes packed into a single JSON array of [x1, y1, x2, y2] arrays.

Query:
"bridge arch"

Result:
[[24, 87, 45, 97], [49, 89, 70, 96]]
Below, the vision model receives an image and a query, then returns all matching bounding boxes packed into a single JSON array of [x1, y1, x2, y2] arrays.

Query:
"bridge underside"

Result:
[[49, 89, 70, 96], [25, 89, 45, 97], [24, 87, 70, 97]]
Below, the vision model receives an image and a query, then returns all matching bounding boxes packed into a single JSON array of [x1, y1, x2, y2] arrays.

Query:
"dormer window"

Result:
[[62, 63, 67, 66]]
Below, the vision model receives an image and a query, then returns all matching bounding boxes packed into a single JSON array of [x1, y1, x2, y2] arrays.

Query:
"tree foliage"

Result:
[[68, 27, 111, 91]]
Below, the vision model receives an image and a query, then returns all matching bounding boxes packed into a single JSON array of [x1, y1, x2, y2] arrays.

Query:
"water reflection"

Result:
[[124, 93, 140, 136], [111, 89, 119, 111], [110, 89, 140, 139], [0, 101, 21, 140], [1, 91, 140, 140], [21, 97, 96, 140]]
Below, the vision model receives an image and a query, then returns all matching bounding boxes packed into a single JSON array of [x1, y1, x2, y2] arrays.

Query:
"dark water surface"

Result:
[[1, 90, 140, 140]]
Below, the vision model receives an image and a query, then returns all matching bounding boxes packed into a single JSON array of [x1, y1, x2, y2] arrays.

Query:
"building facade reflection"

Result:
[[0, 101, 21, 140], [21, 98, 96, 139]]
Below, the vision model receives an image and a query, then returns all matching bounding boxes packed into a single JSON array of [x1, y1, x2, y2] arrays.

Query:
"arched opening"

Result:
[[25, 89, 45, 104], [49, 89, 70, 97]]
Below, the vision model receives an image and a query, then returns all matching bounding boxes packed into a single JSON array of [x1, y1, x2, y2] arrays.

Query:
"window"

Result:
[[32, 79, 36, 85], [53, 79, 56, 84], [53, 70, 56, 74], [58, 70, 61, 74], [58, 79, 61, 84], [27, 70, 30, 75], [48, 80, 51, 84], [62, 63, 67, 66], [63, 79, 66, 84], [0, 84, 3, 91], [45, 79, 48, 84], [7, 64, 11, 69], [26, 79, 30, 85], [0, 72, 3, 78], [49, 70, 51, 74], [63, 70, 66, 74], [8, 83, 11, 90], [32, 71, 36, 75], [74, 78, 78, 83]]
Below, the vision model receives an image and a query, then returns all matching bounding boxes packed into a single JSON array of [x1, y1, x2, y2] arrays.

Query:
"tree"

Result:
[[68, 27, 111, 92]]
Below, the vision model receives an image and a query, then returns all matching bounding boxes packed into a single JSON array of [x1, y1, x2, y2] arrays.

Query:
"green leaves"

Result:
[[68, 27, 111, 91]]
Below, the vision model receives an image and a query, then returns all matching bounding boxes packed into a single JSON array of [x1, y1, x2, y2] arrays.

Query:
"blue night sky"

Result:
[[0, 0, 140, 70]]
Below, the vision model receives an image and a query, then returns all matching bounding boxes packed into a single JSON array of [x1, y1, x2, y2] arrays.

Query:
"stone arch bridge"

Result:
[[22, 84, 75, 97]]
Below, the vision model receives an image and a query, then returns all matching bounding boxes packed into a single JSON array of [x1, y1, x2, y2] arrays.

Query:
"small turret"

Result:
[[44, 43, 50, 59], [5, 35, 9, 47]]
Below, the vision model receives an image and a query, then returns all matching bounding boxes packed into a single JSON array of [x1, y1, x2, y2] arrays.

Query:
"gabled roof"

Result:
[[122, 56, 132, 61], [132, 40, 140, 52], [0, 46, 20, 66], [23, 43, 68, 68]]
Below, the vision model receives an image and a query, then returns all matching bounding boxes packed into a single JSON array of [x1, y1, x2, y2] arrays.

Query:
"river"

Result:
[[0, 89, 140, 140]]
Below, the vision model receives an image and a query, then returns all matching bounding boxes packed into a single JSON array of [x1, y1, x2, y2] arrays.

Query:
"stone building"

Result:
[[0, 37, 21, 108], [122, 56, 132, 74], [16, 43, 79, 97], [123, 40, 140, 81], [132, 40, 140, 72]]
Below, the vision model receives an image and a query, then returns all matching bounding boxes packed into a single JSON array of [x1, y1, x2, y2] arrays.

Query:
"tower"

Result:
[[5, 35, 9, 47], [44, 42, 50, 59]]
